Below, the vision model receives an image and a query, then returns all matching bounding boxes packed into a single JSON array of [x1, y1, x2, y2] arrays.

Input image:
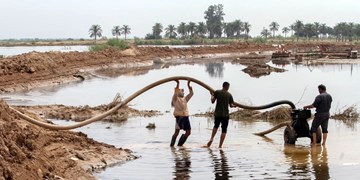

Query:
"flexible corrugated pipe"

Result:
[[9, 76, 295, 132]]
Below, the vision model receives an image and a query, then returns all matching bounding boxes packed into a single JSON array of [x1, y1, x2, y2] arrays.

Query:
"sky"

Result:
[[0, 0, 359, 39]]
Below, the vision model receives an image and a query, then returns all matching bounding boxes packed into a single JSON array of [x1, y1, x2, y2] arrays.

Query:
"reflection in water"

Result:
[[205, 62, 224, 78], [311, 146, 330, 180], [283, 145, 329, 179], [171, 148, 192, 179], [208, 149, 233, 179]]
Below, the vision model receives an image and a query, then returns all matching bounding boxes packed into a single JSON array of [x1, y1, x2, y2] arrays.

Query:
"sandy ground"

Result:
[[1, 42, 359, 179]]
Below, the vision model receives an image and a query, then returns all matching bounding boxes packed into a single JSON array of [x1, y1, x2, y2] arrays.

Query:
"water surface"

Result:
[[2, 60, 360, 179], [0, 45, 89, 57]]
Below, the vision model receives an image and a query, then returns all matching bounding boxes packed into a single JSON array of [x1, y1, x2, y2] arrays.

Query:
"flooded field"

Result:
[[0, 45, 89, 56], [3, 59, 360, 179]]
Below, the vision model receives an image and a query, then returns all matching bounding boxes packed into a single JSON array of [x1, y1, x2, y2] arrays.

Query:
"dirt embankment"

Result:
[[0, 100, 135, 180], [17, 103, 161, 122], [2, 42, 357, 93], [0, 43, 277, 93]]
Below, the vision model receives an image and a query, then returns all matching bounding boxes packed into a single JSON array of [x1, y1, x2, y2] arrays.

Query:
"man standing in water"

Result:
[[170, 80, 193, 147], [304, 84, 332, 146], [207, 82, 236, 148]]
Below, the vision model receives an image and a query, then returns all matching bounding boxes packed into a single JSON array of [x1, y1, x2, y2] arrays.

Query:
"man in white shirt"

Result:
[[170, 80, 193, 147]]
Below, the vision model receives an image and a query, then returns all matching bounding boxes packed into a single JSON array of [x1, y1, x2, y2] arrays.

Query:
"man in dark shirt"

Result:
[[304, 84, 332, 146], [207, 82, 236, 148]]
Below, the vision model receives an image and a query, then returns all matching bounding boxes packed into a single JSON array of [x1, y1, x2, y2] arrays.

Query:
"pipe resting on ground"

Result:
[[253, 121, 291, 136], [9, 76, 295, 131]]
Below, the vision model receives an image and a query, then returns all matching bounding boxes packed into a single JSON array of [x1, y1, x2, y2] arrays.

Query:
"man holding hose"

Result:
[[207, 81, 236, 148], [170, 80, 193, 147]]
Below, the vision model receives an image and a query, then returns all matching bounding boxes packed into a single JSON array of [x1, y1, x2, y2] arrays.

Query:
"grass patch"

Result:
[[88, 44, 108, 51], [89, 39, 129, 51]]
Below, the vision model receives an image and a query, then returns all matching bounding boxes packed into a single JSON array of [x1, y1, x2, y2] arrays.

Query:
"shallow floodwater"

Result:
[[3, 60, 360, 179], [0, 45, 89, 57]]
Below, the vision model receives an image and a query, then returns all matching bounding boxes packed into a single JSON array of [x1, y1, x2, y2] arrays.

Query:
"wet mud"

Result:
[[0, 100, 135, 179]]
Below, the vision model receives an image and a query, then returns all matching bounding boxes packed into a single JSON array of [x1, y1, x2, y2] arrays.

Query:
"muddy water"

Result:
[[0, 45, 89, 57], [3, 60, 360, 179]]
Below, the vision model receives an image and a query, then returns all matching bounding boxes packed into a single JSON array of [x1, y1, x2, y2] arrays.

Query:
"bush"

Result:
[[107, 39, 129, 50], [183, 38, 199, 45], [134, 38, 144, 45], [169, 39, 182, 45], [252, 37, 267, 44], [88, 44, 108, 52]]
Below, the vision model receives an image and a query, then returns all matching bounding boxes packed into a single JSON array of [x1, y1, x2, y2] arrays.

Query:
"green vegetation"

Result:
[[204, 4, 225, 39], [252, 37, 267, 44], [269, 22, 280, 38], [88, 44, 108, 51], [121, 25, 131, 40], [112, 26, 121, 39], [89, 39, 129, 52], [89, 25, 102, 42], [134, 37, 243, 46]]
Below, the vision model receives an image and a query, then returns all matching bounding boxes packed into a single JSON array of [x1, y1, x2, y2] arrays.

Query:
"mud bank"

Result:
[[0, 100, 135, 179], [1, 42, 358, 94], [0, 43, 278, 93], [16, 103, 161, 122]]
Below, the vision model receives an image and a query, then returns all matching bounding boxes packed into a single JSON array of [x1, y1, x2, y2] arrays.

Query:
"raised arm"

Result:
[[172, 80, 180, 104], [211, 92, 216, 104], [185, 80, 194, 101]]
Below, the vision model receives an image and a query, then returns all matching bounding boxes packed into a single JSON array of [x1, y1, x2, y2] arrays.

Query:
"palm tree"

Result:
[[289, 24, 295, 37], [348, 22, 355, 41], [112, 26, 121, 39], [177, 22, 187, 39], [121, 25, 131, 40], [261, 28, 271, 39], [196, 22, 207, 37], [165, 25, 177, 39], [233, 19, 243, 37], [89, 24, 102, 42], [223, 22, 236, 38], [282, 27, 290, 38], [269, 22, 280, 38], [355, 24, 360, 41], [243, 22, 251, 40], [152, 23, 163, 39], [293, 20, 304, 41], [333, 23, 342, 41], [313, 22, 320, 40], [319, 23, 328, 39], [187, 22, 196, 37], [303, 23, 315, 40]]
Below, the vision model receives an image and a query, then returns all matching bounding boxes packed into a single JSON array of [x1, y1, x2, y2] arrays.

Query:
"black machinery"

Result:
[[284, 109, 322, 144]]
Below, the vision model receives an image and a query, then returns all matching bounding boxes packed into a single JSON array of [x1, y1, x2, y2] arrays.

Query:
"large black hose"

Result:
[[10, 76, 296, 130], [234, 100, 295, 110]]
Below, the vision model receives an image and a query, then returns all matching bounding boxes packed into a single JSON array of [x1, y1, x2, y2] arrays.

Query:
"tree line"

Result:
[[89, 24, 131, 42], [89, 4, 360, 42], [261, 20, 360, 42]]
